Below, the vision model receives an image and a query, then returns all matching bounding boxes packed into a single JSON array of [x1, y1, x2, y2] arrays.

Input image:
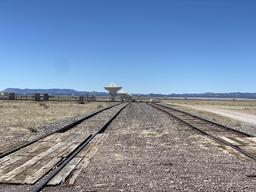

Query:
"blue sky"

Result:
[[0, 0, 256, 94]]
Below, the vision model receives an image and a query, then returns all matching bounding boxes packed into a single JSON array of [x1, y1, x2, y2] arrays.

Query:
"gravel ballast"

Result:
[[1, 103, 256, 192], [0, 102, 115, 153], [0, 103, 123, 192], [166, 103, 256, 136]]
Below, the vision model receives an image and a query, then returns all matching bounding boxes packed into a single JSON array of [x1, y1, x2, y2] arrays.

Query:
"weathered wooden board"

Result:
[[56, 143, 80, 158], [0, 156, 24, 174], [67, 159, 90, 185], [217, 136, 256, 159], [23, 157, 62, 184], [248, 137, 256, 143], [5, 156, 60, 184], [0, 142, 26, 155], [66, 134, 109, 185], [0, 142, 65, 182], [240, 137, 256, 145], [240, 145, 256, 155], [0, 114, 109, 186], [48, 157, 82, 185], [220, 137, 240, 146], [39, 133, 59, 142], [17, 141, 54, 157], [48, 142, 75, 158], [76, 135, 102, 158], [234, 137, 255, 145]]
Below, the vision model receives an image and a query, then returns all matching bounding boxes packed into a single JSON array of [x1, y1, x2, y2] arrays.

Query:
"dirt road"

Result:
[[182, 105, 256, 126]]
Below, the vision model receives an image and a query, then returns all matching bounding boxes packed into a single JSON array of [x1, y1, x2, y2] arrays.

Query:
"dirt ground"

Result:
[[44, 103, 256, 192], [162, 99, 256, 135], [179, 105, 256, 126], [1, 102, 256, 191], [0, 101, 113, 152], [163, 99, 256, 115]]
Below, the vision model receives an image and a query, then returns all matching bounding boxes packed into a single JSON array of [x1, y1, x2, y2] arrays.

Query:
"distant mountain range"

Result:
[[2, 88, 256, 99], [144, 92, 256, 99]]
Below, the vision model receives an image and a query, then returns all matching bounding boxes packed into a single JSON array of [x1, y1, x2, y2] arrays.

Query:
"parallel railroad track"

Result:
[[0, 103, 122, 159], [149, 103, 256, 161], [0, 102, 129, 192]]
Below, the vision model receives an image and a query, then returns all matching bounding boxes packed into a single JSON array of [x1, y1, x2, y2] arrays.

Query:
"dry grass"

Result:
[[0, 101, 112, 133], [161, 99, 256, 135], [162, 99, 256, 115], [0, 101, 113, 151], [162, 99, 256, 107], [191, 110, 243, 128]]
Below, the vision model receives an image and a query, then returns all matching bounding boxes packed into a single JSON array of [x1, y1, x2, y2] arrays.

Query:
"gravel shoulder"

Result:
[[0, 103, 123, 192], [178, 104, 256, 126], [164, 103, 256, 136], [46, 103, 256, 192], [1, 103, 256, 192]]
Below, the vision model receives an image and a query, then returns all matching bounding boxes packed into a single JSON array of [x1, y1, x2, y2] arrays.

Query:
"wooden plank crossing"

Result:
[[48, 133, 109, 186], [48, 157, 82, 185], [220, 137, 241, 146], [0, 127, 91, 185], [0, 142, 65, 183], [66, 133, 109, 185], [23, 157, 62, 184], [0, 103, 125, 188], [0, 141, 28, 155], [0, 127, 108, 186], [219, 137, 256, 157]]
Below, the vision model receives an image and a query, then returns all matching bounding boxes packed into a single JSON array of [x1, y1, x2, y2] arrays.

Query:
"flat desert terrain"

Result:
[[1, 101, 256, 192], [0, 101, 113, 152], [162, 99, 256, 135]]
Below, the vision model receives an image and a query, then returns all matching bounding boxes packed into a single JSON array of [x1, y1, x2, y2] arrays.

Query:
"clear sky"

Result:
[[0, 0, 256, 94]]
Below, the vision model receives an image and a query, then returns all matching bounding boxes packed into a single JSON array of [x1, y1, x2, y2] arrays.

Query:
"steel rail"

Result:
[[32, 103, 129, 192], [0, 103, 122, 159], [156, 103, 252, 137], [149, 103, 256, 162]]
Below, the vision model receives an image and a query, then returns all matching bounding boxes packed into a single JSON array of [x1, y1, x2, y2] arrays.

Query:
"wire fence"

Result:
[[0, 94, 111, 102]]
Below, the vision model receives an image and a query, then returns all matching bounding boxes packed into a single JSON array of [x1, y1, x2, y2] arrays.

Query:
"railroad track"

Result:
[[149, 103, 256, 161], [0, 102, 129, 192], [0, 103, 122, 158]]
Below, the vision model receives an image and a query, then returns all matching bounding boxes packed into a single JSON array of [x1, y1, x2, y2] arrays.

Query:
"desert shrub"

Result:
[[27, 126, 38, 133], [234, 121, 242, 127], [97, 104, 103, 108], [39, 103, 49, 109]]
